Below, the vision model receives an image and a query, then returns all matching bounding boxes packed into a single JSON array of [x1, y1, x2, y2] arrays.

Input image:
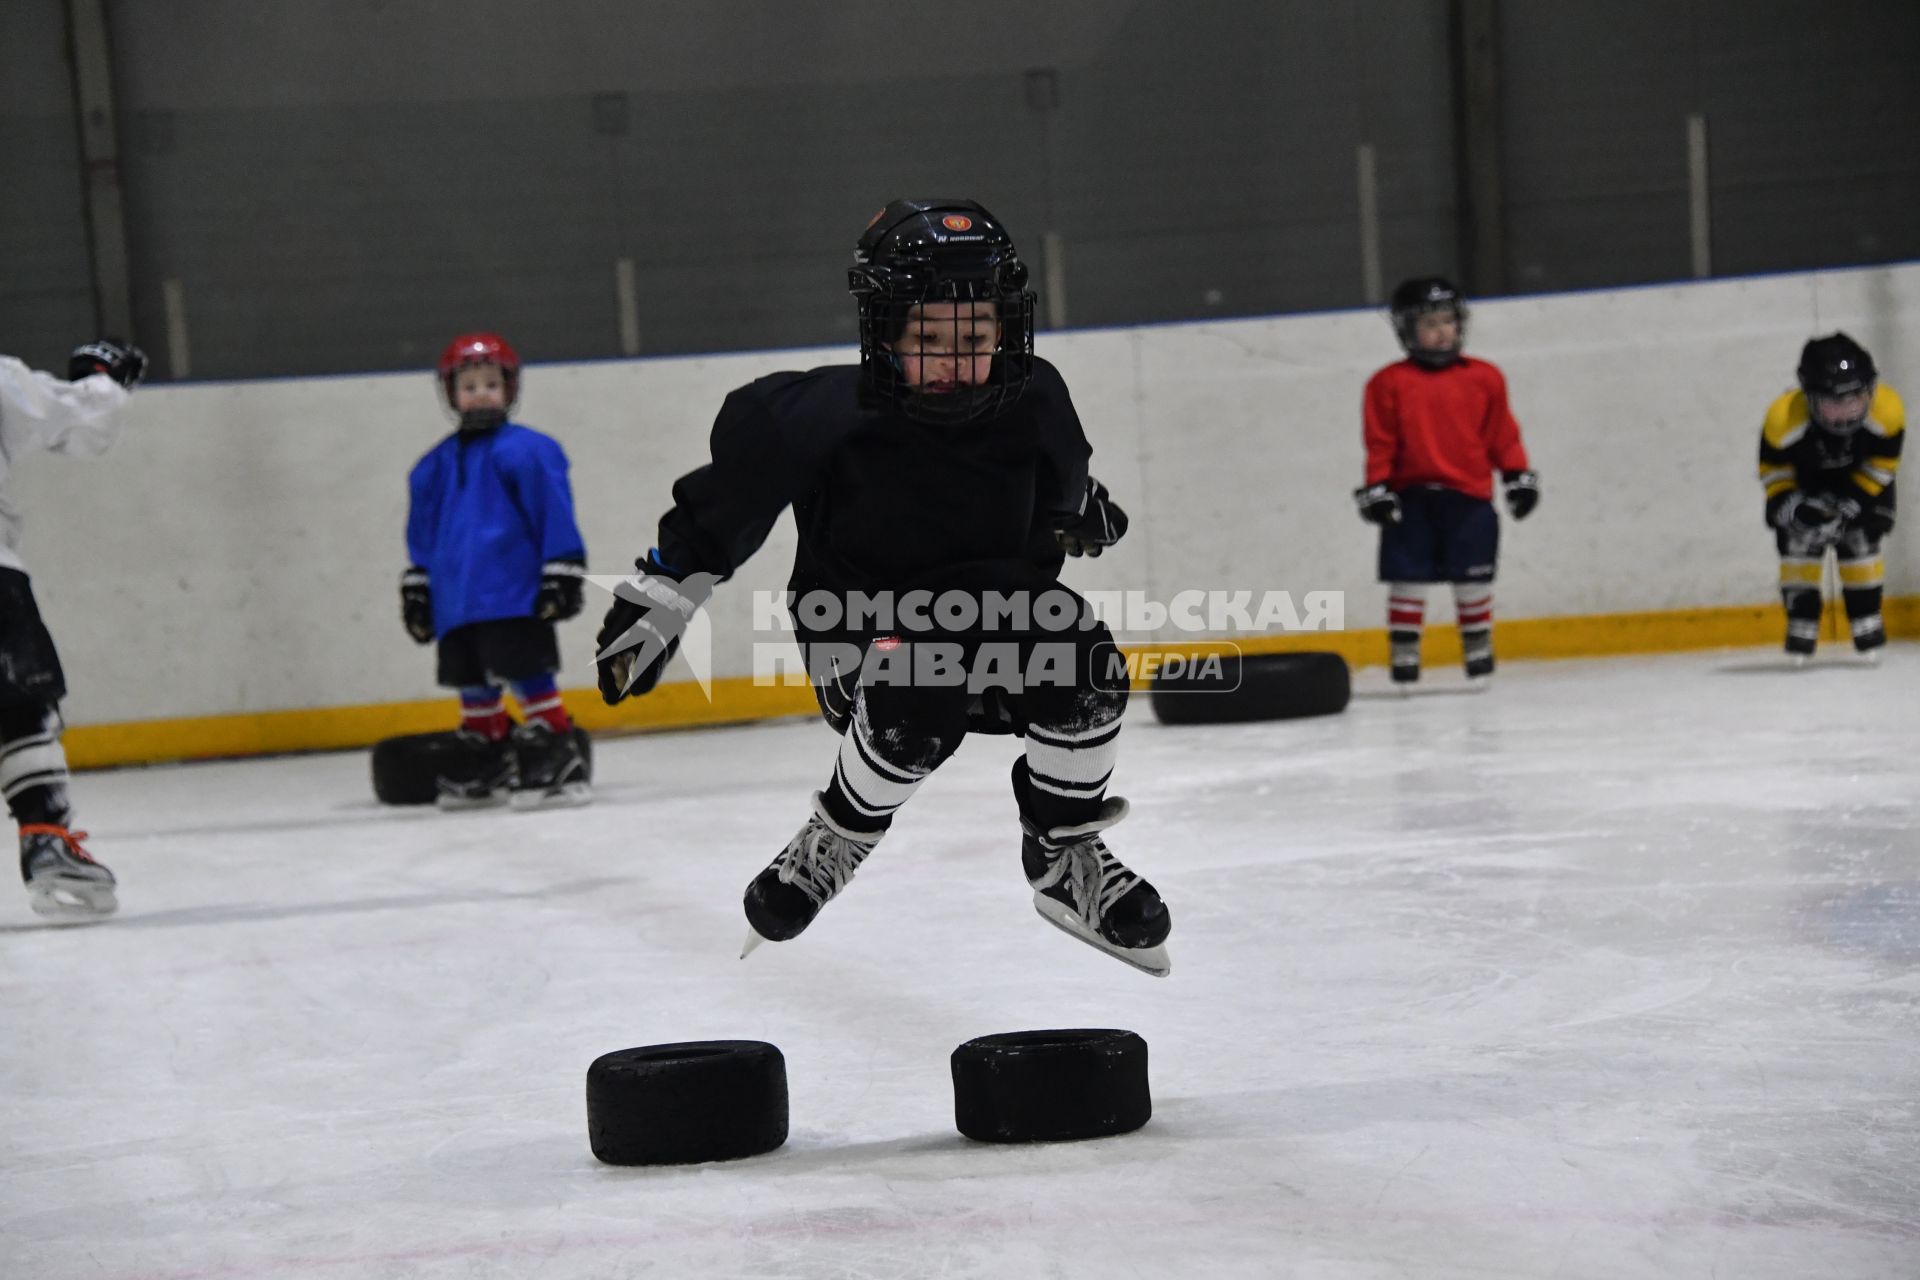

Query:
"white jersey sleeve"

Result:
[[0, 354, 131, 460], [0, 354, 133, 574]]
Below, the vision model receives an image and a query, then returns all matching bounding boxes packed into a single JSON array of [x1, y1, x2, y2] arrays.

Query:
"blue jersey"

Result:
[[405, 422, 586, 637]]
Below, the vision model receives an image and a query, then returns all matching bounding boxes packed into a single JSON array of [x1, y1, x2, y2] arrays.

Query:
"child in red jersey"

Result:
[[1353, 277, 1538, 686]]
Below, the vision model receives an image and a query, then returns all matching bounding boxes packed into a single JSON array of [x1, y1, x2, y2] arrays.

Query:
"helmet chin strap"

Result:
[[458, 406, 508, 433], [1408, 345, 1462, 369]]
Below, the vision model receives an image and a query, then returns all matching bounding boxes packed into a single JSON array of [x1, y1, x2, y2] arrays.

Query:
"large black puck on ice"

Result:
[[370, 728, 593, 805], [1149, 650, 1350, 725], [587, 1040, 788, 1166], [951, 1029, 1151, 1143]]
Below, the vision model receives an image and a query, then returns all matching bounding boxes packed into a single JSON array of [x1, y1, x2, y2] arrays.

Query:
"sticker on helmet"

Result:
[[942, 214, 974, 232]]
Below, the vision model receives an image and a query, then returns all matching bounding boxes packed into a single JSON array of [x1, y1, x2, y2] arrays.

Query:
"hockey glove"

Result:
[[1354, 482, 1401, 526], [595, 557, 712, 704], [400, 567, 434, 644], [1502, 469, 1540, 520], [1858, 496, 1896, 540], [534, 559, 586, 622], [1055, 477, 1129, 558], [1770, 491, 1854, 541], [68, 337, 147, 388]]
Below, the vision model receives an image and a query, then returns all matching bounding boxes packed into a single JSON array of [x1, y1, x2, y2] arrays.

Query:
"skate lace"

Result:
[[1056, 836, 1140, 928], [19, 825, 97, 864], [775, 820, 872, 908]]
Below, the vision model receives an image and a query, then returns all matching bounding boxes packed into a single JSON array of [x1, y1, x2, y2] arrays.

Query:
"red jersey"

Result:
[[1362, 356, 1530, 500]]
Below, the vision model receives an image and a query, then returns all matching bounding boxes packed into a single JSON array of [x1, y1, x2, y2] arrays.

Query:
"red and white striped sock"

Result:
[[1387, 583, 1426, 637], [1453, 582, 1493, 651], [458, 688, 511, 741]]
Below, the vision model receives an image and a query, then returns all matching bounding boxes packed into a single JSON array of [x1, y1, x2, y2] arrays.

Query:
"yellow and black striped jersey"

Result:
[[1757, 383, 1904, 502]]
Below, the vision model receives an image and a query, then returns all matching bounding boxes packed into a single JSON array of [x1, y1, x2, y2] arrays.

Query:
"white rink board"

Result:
[[3, 648, 1917, 1278], [15, 262, 1920, 726]]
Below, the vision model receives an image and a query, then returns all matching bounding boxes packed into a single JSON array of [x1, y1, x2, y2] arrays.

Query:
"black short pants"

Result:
[[0, 568, 65, 708], [1378, 486, 1499, 584], [436, 617, 561, 688]]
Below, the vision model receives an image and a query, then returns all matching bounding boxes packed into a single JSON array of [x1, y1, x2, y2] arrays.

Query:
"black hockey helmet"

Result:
[[847, 198, 1036, 424], [1798, 333, 1877, 434], [1390, 276, 1467, 367]]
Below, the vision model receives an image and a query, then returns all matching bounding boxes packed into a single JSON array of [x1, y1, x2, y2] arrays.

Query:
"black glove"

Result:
[[68, 337, 147, 388], [595, 557, 712, 704], [534, 559, 585, 622], [400, 567, 434, 644], [1055, 477, 1129, 557], [1769, 490, 1854, 539], [1502, 469, 1540, 520], [1858, 496, 1896, 540], [1353, 482, 1401, 526]]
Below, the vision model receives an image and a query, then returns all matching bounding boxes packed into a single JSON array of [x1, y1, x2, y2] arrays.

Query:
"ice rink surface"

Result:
[[4, 646, 1917, 1279]]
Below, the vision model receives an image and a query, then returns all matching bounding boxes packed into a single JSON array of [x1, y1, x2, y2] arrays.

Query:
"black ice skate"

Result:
[[509, 722, 590, 810], [1785, 624, 1818, 667], [20, 824, 117, 920], [1852, 614, 1886, 663], [1023, 797, 1171, 977], [435, 730, 516, 810], [1462, 631, 1495, 684], [740, 795, 879, 956], [1390, 634, 1421, 688]]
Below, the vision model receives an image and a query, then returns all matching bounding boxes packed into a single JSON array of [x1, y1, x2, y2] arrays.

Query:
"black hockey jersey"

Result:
[[1757, 384, 1905, 507], [654, 359, 1092, 599]]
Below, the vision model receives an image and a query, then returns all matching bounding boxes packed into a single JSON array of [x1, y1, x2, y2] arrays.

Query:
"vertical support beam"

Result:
[[614, 257, 641, 356], [1356, 143, 1384, 305], [1686, 112, 1713, 279], [1041, 231, 1068, 330], [1450, 0, 1506, 294], [161, 277, 191, 379], [65, 0, 135, 340], [1025, 68, 1065, 330]]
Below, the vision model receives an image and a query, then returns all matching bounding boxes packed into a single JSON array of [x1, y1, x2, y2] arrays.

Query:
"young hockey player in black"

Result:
[[1, 338, 146, 918], [1758, 333, 1904, 663], [594, 199, 1169, 975]]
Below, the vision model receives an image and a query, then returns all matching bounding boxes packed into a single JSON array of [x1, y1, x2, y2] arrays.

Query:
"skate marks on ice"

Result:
[[0, 875, 632, 934], [1712, 655, 1884, 675]]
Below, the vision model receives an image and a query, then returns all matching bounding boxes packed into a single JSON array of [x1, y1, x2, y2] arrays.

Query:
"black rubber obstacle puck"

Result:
[[370, 728, 593, 805], [1149, 650, 1350, 725], [951, 1029, 1151, 1143], [587, 1040, 788, 1166]]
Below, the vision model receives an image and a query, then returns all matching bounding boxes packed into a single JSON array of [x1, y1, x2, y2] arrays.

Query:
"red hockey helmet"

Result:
[[436, 332, 521, 408]]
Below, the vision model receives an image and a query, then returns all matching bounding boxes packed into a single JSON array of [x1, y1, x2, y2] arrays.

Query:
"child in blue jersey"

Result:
[[401, 332, 590, 809]]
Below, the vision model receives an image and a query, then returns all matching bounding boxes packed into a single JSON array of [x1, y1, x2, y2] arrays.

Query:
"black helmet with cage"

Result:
[[1389, 276, 1468, 368], [847, 198, 1036, 424], [1797, 332, 1877, 434]]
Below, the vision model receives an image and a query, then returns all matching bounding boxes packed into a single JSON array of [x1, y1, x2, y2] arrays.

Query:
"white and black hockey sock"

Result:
[[1019, 686, 1125, 832], [817, 691, 948, 836], [1, 705, 72, 827]]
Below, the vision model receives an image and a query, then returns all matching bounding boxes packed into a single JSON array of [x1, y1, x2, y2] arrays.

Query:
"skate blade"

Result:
[[1031, 894, 1170, 978], [509, 783, 593, 812], [27, 879, 118, 920], [435, 790, 511, 812]]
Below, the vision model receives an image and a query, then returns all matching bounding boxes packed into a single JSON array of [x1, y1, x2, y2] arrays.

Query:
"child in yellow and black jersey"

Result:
[[1758, 333, 1904, 661]]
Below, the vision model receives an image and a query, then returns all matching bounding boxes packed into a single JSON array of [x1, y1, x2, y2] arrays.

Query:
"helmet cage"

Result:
[[1389, 278, 1468, 367], [848, 201, 1037, 424], [1797, 334, 1876, 435]]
